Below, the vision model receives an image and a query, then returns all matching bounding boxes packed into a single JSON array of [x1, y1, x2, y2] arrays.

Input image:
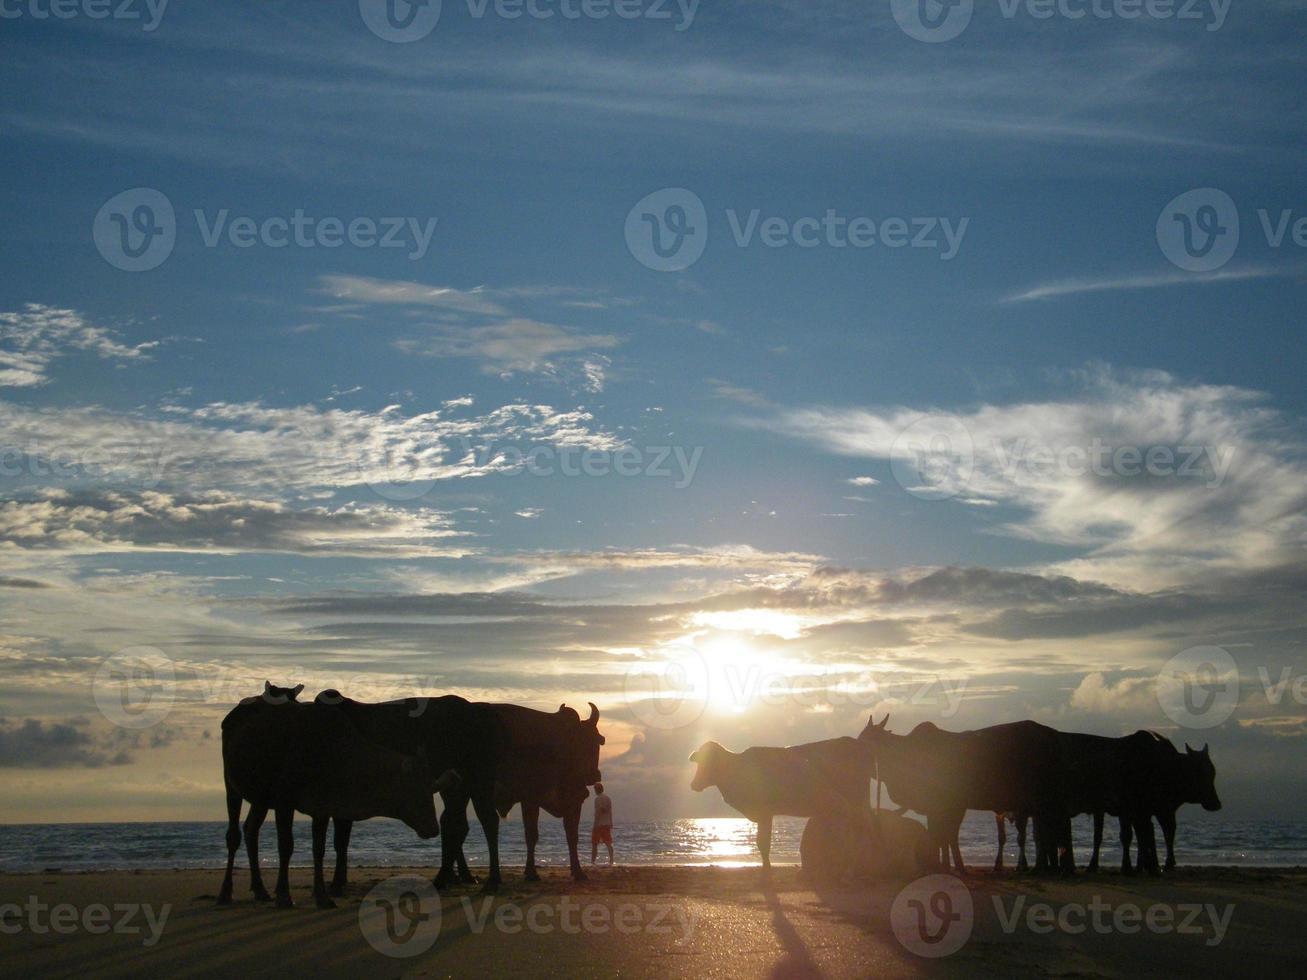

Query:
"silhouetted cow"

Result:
[[687, 736, 876, 868], [219, 686, 450, 909], [311, 690, 507, 892], [1086, 735, 1221, 874], [442, 702, 606, 883], [858, 715, 1070, 874]]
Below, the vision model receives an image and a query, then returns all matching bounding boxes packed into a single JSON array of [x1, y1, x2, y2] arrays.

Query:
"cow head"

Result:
[[857, 713, 890, 743], [262, 681, 303, 705], [1183, 743, 1222, 811], [395, 749, 445, 840], [688, 740, 726, 792], [566, 702, 605, 785], [550, 703, 605, 809]]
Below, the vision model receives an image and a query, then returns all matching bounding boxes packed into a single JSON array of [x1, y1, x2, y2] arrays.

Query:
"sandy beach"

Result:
[[2, 864, 1304, 979]]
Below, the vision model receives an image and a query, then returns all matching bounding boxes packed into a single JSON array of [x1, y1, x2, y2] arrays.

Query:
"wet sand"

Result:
[[2, 865, 1304, 978]]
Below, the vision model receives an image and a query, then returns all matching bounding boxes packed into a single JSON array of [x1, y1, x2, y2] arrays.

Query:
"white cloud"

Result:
[[0, 304, 154, 388], [0, 397, 623, 494], [0, 489, 470, 557], [1003, 264, 1302, 303], [398, 318, 620, 379], [318, 275, 507, 315], [762, 369, 1307, 588]]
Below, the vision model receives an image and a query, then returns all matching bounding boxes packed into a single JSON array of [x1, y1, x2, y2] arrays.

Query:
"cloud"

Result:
[[0, 717, 168, 769], [1067, 672, 1158, 715], [0, 304, 154, 388], [1003, 264, 1303, 303], [318, 275, 507, 315], [760, 369, 1307, 589], [0, 489, 470, 557], [318, 276, 622, 385], [707, 380, 772, 408], [0, 576, 50, 589], [847, 476, 879, 487], [398, 318, 620, 380], [0, 397, 622, 494]]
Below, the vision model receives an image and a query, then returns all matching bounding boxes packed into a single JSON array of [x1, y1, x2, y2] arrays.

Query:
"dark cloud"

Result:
[[0, 718, 126, 769], [0, 576, 50, 589]]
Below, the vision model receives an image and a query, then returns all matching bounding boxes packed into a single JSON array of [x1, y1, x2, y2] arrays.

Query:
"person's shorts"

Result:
[[591, 825, 613, 845]]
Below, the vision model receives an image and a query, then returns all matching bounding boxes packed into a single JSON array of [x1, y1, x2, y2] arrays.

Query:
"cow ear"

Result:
[[559, 703, 566, 713], [290, 684, 304, 699], [877, 714, 889, 731], [1186, 743, 1195, 754], [263, 680, 273, 695], [1201, 743, 1209, 755]]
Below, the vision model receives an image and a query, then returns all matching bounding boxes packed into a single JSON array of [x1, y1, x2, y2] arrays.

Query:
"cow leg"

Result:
[[1016, 814, 1029, 873], [1058, 816, 1075, 875], [937, 811, 964, 875], [274, 806, 295, 908], [1158, 808, 1178, 871], [1136, 815, 1161, 876], [994, 813, 1006, 872], [330, 818, 353, 896], [1088, 812, 1103, 873], [522, 803, 542, 882], [1119, 815, 1135, 875], [244, 803, 272, 901], [457, 842, 476, 884], [757, 815, 773, 870], [218, 784, 241, 905], [312, 815, 336, 909], [564, 804, 586, 881], [471, 792, 501, 894], [434, 791, 466, 889]]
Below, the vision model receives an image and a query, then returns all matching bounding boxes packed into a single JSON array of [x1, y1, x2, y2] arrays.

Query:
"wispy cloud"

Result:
[[0, 304, 155, 388], [1002, 264, 1303, 303], [759, 368, 1307, 589], [398, 318, 620, 380]]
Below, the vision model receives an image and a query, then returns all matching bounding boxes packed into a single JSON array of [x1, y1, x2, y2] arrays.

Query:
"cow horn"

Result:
[[1201, 743, 1209, 754], [587, 702, 600, 725]]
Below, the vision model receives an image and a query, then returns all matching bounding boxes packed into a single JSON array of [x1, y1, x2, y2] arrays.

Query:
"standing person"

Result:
[[590, 782, 614, 866]]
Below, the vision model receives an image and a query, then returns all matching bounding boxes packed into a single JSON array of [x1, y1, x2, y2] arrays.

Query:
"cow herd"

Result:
[[218, 683, 604, 909], [218, 683, 1222, 910], [689, 715, 1221, 878]]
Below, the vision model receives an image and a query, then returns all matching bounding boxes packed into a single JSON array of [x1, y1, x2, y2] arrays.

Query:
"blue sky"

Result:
[[1, 1, 1305, 825]]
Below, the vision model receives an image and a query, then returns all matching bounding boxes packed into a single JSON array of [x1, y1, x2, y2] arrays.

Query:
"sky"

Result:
[[0, 0, 1305, 827]]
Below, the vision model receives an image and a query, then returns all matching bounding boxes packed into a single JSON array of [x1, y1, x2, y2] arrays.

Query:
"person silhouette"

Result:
[[590, 782, 614, 866]]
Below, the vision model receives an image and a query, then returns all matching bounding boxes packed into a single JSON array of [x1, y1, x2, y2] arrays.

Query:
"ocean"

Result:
[[3, 812, 1304, 873]]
